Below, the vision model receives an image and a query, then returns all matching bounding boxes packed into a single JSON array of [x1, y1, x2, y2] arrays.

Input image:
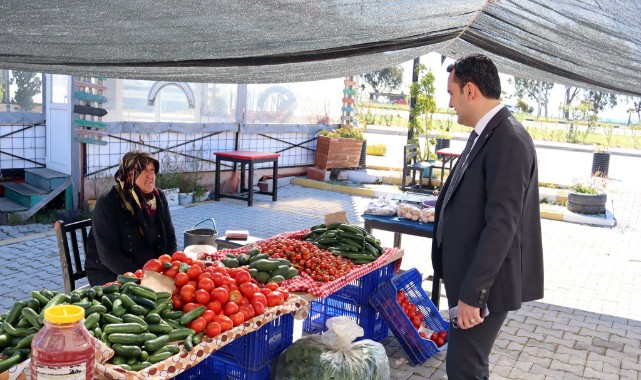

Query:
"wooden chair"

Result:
[[401, 144, 435, 193], [55, 219, 92, 293]]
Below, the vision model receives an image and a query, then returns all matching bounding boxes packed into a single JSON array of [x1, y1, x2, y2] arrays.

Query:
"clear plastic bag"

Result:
[[364, 197, 398, 216], [270, 316, 390, 380]]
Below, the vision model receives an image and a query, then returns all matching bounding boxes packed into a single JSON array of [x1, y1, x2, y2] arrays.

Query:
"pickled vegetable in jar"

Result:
[[31, 305, 95, 380]]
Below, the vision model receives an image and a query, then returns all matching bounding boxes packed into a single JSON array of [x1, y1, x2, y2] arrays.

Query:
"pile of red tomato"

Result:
[[396, 290, 447, 347], [256, 238, 355, 283], [134, 251, 289, 338]]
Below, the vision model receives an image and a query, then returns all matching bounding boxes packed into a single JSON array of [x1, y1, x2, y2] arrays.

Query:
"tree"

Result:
[[510, 78, 554, 117], [363, 66, 404, 98], [584, 90, 617, 117], [563, 86, 581, 119], [0, 79, 4, 105], [408, 64, 437, 161], [9, 71, 42, 111], [630, 96, 641, 126]]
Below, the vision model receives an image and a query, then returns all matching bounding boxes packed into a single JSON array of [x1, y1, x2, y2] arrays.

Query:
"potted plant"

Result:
[[193, 186, 210, 203], [314, 127, 365, 169], [566, 174, 608, 215]]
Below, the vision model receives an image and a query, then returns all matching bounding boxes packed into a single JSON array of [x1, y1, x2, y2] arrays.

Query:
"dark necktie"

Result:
[[436, 130, 478, 246]]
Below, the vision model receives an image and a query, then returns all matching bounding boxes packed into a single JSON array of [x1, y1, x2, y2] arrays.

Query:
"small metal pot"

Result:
[[184, 218, 218, 248]]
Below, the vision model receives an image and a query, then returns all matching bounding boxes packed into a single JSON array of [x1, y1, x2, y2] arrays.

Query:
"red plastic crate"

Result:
[[303, 294, 389, 342], [369, 268, 449, 365], [213, 312, 294, 370], [333, 261, 396, 305], [175, 354, 271, 380]]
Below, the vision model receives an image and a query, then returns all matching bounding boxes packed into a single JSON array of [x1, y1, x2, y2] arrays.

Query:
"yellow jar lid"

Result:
[[44, 305, 85, 323]]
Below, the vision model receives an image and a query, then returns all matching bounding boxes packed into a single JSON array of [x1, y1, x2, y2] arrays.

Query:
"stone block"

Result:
[[306, 167, 330, 181]]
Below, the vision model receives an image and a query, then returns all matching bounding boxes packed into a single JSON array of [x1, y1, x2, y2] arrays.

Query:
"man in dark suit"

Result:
[[432, 54, 544, 379]]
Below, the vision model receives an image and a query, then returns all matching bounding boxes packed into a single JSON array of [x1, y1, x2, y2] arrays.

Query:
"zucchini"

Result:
[[104, 323, 147, 334], [112, 343, 142, 358]]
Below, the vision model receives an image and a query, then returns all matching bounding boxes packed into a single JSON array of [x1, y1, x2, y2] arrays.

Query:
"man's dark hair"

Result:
[[446, 54, 501, 99]]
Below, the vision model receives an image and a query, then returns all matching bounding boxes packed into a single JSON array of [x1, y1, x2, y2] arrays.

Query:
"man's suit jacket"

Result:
[[431, 107, 544, 313]]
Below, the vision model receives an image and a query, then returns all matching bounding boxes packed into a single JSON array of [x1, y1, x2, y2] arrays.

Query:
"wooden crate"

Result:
[[314, 136, 364, 170]]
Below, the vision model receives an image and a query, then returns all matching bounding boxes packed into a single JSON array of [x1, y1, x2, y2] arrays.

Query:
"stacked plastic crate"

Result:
[[176, 312, 294, 379], [302, 261, 395, 342]]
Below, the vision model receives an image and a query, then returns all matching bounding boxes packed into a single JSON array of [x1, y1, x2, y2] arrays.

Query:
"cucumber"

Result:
[[101, 296, 113, 311], [122, 314, 148, 328], [5, 301, 25, 326], [338, 224, 364, 235], [143, 335, 169, 352], [104, 323, 147, 334], [161, 310, 183, 320], [128, 284, 158, 301], [148, 350, 172, 364], [110, 355, 127, 365], [102, 283, 120, 294], [3, 321, 37, 337], [129, 361, 152, 371], [31, 291, 50, 306], [84, 313, 101, 330], [16, 318, 31, 328], [102, 314, 123, 324], [40, 289, 55, 300], [21, 307, 42, 329], [164, 318, 182, 329], [179, 306, 206, 326], [166, 328, 195, 342], [128, 294, 157, 310], [117, 274, 140, 284], [15, 333, 36, 349], [192, 332, 205, 345], [149, 300, 171, 315], [183, 334, 194, 351], [119, 294, 136, 310], [147, 323, 173, 335], [108, 333, 156, 345], [24, 299, 41, 312], [80, 288, 96, 299], [129, 304, 149, 316], [0, 334, 11, 347], [85, 305, 108, 315], [92, 285, 104, 298], [0, 353, 22, 373], [116, 364, 131, 371], [156, 291, 172, 300], [144, 313, 162, 325], [112, 343, 142, 358]]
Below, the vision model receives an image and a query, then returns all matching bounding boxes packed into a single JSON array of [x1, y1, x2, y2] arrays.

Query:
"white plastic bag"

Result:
[[271, 316, 390, 380]]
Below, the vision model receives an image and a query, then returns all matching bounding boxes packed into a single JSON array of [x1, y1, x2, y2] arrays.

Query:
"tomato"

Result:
[[123, 272, 136, 278], [206, 300, 223, 314], [266, 291, 284, 307], [238, 297, 249, 306], [224, 301, 239, 316], [174, 272, 190, 287], [193, 260, 205, 268], [214, 315, 234, 332], [260, 288, 272, 296], [172, 251, 188, 263], [211, 272, 224, 287], [265, 282, 279, 291], [180, 285, 196, 303], [279, 288, 290, 301], [411, 316, 422, 329], [171, 295, 184, 310], [238, 304, 255, 320], [250, 293, 267, 306], [229, 312, 245, 327], [234, 270, 252, 284], [419, 331, 427, 338], [201, 309, 216, 324], [164, 267, 178, 278], [206, 321, 222, 338], [239, 282, 259, 298], [435, 337, 445, 347], [228, 289, 243, 304], [438, 330, 448, 339], [188, 316, 207, 334], [211, 266, 227, 275], [195, 289, 211, 304], [210, 288, 229, 304], [429, 332, 438, 341], [251, 300, 265, 316], [186, 280, 198, 289], [182, 302, 200, 314], [197, 272, 212, 282], [158, 254, 173, 265], [134, 269, 144, 278], [186, 265, 202, 280], [198, 278, 215, 293]]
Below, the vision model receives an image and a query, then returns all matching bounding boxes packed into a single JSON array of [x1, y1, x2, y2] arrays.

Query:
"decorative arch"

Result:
[[147, 81, 195, 109]]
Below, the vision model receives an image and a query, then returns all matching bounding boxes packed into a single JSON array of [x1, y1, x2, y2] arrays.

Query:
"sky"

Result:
[[394, 53, 639, 124]]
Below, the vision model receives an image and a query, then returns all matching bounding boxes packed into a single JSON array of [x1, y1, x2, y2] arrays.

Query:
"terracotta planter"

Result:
[[314, 136, 364, 170]]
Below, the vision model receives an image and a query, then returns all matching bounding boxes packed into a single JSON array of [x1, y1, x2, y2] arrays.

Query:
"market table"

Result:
[[361, 214, 442, 309], [214, 150, 280, 206], [435, 147, 461, 189]]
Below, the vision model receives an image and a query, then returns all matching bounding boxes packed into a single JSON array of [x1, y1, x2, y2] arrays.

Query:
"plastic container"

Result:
[[175, 355, 271, 380], [31, 305, 95, 380], [333, 261, 395, 305], [214, 312, 294, 370], [303, 294, 389, 342], [369, 268, 449, 365]]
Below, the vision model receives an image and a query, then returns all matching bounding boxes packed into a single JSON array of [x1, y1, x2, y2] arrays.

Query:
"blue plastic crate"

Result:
[[175, 354, 271, 380], [369, 268, 449, 365], [303, 294, 389, 342], [213, 312, 294, 370], [333, 261, 396, 305]]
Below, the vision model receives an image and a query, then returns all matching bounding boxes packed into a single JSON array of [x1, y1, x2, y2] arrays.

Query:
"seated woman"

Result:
[[86, 150, 177, 285]]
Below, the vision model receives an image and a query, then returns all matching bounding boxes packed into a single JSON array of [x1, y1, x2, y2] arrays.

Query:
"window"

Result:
[[0, 69, 44, 113]]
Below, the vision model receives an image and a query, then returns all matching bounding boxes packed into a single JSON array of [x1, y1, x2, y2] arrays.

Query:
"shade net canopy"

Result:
[[0, 0, 640, 95]]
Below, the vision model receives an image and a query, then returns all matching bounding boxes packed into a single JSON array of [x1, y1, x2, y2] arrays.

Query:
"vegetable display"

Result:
[[302, 223, 384, 264]]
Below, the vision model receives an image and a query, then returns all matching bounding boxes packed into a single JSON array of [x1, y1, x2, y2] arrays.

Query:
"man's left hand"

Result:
[[457, 300, 484, 329]]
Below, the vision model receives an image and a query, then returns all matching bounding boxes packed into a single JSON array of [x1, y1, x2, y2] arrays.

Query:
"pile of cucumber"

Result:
[[222, 248, 298, 284], [0, 276, 204, 373], [303, 223, 385, 264]]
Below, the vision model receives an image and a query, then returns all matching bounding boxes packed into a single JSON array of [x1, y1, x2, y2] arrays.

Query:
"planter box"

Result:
[[314, 136, 364, 170]]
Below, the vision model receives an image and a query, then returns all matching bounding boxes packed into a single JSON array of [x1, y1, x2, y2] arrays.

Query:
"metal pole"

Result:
[[407, 57, 420, 142]]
